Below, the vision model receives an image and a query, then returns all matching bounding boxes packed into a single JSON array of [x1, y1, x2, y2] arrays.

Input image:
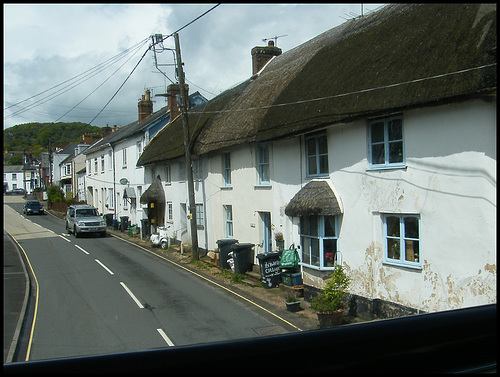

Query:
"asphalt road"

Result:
[[3, 196, 291, 362]]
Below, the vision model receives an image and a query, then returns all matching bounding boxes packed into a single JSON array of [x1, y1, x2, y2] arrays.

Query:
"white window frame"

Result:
[[137, 140, 142, 159], [94, 158, 98, 175], [137, 186, 142, 210], [108, 150, 113, 171], [368, 115, 405, 169], [382, 214, 421, 269], [193, 159, 202, 181], [108, 188, 114, 210], [224, 205, 233, 238], [165, 165, 171, 184], [167, 201, 173, 221], [300, 215, 339, 270], [196, 203, 204, 228], [100, 155, 105, 173], [305, 132, 329, 178], [257, 143, 270, 185], [122, 148, 127, 168]]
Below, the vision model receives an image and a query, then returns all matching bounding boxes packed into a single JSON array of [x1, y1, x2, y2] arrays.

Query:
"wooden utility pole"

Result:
[[174, 32, 199, 260]]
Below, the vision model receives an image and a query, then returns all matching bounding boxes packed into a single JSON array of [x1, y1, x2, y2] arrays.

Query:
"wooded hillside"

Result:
[[4, 122, 102, 157]]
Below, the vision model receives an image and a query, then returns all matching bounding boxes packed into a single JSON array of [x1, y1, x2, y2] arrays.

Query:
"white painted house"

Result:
[[84, 88, 207, 235], [3, 164, 35, 194], [137, 4, 496, 318]]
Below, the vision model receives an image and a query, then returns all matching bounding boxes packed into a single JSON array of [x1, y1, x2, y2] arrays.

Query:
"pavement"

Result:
[[5, 196, 367, 363]]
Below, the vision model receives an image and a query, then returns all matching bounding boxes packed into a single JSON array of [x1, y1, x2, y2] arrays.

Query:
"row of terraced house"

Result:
[[74, 4, 495, 319]]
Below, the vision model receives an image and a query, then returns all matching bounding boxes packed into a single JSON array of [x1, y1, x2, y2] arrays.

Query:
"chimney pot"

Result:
[[138, 89, 153, 123], [251, 43, 282, 75], [167, 83, 189, 122]]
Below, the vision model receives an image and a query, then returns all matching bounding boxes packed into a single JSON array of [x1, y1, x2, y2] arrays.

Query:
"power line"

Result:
[[4, 38, 150, 120], [4, 38, 149, 113], [89, 46, 151, 125], [188, 63, 497, 115], [163, 3, 221, 40], [54, 41, 147, 122]]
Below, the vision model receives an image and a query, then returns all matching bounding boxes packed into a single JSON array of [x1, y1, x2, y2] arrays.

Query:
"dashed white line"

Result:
[[156, 328, 175, 346], [95, 259, 114, 275], [58, 235, 71, 242], [75, 245, 89, 255], [120, 282, 144, 309]]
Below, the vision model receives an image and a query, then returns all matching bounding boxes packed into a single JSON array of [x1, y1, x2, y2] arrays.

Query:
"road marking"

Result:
[[110, 234, 302, 331], [157, 328, 175, 346], [5, 231, 40, 362], [95, 259, 114, 275], [120, 282, 144, 309], [75, 245, 89, 255], [58, 235, 71, 242]]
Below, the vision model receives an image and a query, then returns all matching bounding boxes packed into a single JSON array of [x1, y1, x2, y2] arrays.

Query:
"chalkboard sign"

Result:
[[257, 252, 282, 289]]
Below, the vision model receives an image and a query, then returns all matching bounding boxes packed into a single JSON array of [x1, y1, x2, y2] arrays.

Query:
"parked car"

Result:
[[6, 188, 25, 195], [23, 200, 45, 215], [66, 204, 106, 238]]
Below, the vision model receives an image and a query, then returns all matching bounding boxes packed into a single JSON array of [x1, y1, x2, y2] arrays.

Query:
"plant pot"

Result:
[[276, 240, 284, 251], [317, 310, 344, 328], [285, 300, 302, 312]]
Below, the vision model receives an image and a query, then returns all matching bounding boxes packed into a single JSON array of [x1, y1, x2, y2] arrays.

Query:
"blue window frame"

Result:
[[300, 215, 338, 270], [257, 143, 270, 185], [383, 214, 421, 269], [306, 132, 329, 177], [369, 115, 405, 169]]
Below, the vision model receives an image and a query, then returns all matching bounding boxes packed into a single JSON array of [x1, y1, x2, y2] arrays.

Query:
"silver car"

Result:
[[66, 205, 106, 238]]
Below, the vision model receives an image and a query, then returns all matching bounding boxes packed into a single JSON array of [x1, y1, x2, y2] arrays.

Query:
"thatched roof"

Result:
[[285, 180, 342, 217], [137, 3, 496, 166], [139, 176, 165, 204]]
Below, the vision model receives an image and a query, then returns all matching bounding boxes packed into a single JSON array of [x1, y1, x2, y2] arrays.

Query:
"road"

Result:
[[3, 196, 290, 362]]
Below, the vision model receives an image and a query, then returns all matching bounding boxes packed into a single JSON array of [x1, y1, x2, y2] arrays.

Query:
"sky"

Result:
[[3, 3, 386, 131]]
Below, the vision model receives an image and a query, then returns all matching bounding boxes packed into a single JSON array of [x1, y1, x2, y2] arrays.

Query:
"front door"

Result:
[[260, 212, 272, 253]]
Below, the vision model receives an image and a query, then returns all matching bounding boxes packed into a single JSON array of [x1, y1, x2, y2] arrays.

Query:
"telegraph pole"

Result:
[[174, 32, 199, 260]]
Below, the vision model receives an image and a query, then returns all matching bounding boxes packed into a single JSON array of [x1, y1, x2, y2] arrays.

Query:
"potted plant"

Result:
[[284, 290, 301, 312], [275, 231, 284, 251], [309, 265, 351, 328]]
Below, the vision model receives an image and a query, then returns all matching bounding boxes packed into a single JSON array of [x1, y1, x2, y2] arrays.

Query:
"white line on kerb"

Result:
[[157, 328, 175, 346], [58, 235, 71, 242], [120, 282, 144, 309], [95, 259, 114, 275], [75, 245, 89, 255]]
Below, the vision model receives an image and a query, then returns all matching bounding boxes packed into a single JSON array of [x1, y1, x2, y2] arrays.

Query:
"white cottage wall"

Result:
[[326, 99, 495, 313]]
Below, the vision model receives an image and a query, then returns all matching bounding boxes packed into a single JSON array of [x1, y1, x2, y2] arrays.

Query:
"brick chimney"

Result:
[[81, 132, 92, 145], [102, 126, 112, 138], [167, 83, 189, 122], [251, 40, 282, 75], [138, 89, 153, 122]]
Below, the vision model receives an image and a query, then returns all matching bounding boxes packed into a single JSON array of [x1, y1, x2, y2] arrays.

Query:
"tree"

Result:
[[47, 184, 65, 205]]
